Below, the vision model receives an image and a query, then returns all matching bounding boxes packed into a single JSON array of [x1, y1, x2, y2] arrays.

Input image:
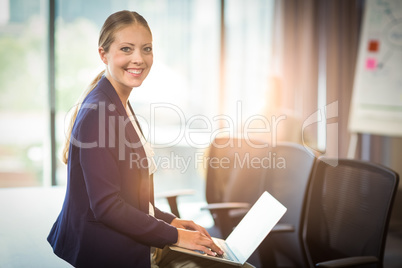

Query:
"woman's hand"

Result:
[[170, 219, 211, 238], [171, 218, 223, 256]]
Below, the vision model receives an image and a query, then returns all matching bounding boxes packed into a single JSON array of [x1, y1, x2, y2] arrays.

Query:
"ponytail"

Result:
[[61, 70, 105, 164]]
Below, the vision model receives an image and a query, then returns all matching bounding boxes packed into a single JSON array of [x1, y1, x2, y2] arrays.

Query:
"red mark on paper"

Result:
[[368, 40, 379, 52]]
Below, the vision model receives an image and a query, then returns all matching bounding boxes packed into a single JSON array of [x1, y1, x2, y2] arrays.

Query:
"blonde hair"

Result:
[[62, 10, 152, 164]]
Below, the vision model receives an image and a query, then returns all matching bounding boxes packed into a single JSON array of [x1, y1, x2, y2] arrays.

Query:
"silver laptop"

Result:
[[169, 191, 287, 266]]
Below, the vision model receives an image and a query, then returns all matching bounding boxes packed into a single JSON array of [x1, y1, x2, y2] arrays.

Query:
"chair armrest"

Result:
[[155, 189, 195, 217], [155, 189, 195, 200], [201, 202, 251, 211], [316, 256, 379, 267], [271, 223, 295, 233], [200, 202, 251, 238]]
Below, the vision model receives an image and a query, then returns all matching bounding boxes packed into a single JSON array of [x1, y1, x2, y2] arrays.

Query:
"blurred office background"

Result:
[[2, 0, 402, 194], [0, 0, 276, 197], [0, 0, 402, 265], [1, 0, 402, 218]]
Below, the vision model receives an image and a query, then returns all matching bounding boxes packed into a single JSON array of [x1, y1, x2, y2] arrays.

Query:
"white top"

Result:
[[126, 105, 156, 217], [126, 106, 157, 175]]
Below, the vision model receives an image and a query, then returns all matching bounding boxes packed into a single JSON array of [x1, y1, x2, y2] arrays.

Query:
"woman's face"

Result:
[[99, 24, 153, 94]]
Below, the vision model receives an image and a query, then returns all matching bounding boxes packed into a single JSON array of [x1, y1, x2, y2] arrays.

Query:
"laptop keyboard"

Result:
[[213, 238, 236, 261]]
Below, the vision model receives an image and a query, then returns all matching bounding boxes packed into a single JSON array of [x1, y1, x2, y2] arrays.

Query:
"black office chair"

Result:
[[301, 157, 399, 268], [201, 136, 269, 238], [258, 142, 315, 268]]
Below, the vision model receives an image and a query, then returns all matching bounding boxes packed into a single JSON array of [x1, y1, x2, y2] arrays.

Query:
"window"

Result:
[[0, 0, 47, 187], [224, 0, 274, 118], [0, 0, 276, 208]]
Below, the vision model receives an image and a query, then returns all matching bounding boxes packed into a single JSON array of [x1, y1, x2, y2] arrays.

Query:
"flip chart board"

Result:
[[348, 0, 402, 137]]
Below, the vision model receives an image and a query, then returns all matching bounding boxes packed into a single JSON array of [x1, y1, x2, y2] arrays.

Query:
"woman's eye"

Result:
[[144, 47, 152, 53], [121, 47, 131, 52]]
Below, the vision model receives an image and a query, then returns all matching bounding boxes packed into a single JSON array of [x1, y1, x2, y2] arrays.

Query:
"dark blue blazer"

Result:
[[48, 76, 178, 268]]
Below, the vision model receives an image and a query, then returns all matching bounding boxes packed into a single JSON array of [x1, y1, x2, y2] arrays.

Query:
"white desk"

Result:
[[0, 187, 72, 268], [0, 186, 214, 268]]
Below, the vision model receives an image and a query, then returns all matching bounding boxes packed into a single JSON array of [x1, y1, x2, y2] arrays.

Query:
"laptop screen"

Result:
[[225, 191, 287, 263]]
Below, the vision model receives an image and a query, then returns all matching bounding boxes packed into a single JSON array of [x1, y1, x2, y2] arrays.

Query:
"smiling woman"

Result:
[[47, 10, 255, 268], [99, 24, 153, 99], [54, 1, 222, 190], [61, 11, 153, 164]]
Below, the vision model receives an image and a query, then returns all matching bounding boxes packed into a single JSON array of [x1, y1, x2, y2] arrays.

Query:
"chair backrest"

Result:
[[261, 142, 315, 267], [302, 157, 399, 266], [264, 142, 315, 228], [205, 136, 268, 205]]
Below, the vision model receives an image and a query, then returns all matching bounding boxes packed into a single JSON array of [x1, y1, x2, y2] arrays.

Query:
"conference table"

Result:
[[0, 186, 72, 267], [0, 186, 212, 267]]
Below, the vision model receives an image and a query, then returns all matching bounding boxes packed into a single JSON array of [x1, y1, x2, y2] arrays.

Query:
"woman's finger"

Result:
[[197, 226, 212, 239], [185, 221, 212, 239], [197, 234, 223, 256], [174, 228, 223, 256], [197, 245, 218, 256], [205, 239, 223, 256]]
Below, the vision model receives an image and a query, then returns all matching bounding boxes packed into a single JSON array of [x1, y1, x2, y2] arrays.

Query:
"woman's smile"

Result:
[[126, 68, 144, 77]]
